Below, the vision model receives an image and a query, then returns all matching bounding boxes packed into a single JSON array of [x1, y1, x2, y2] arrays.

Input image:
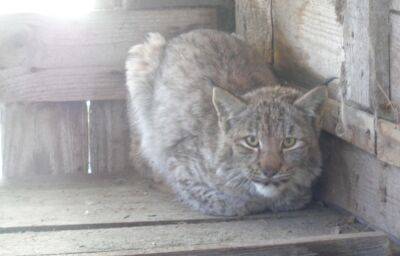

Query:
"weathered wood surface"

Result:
[[377, 119, 400, 167], [0, 231, 388, 256], [390, 13, 400, 106], [321, 99, 375, 153], [0, 174, 387, 255], [122, 0, 235, 32], [89, 100, 131, 174], [342, 0, 390, 111], [235, 0, 273, 63], [319, 133, 400, 240], [122, 0, 233, 10], [393, 0, 400, 11], [0, 174, 361, 231], [0, 67, 126, 101], [0, 8, 217, 102], [272, 0, 343, 88], [1, 102, 88, 177]]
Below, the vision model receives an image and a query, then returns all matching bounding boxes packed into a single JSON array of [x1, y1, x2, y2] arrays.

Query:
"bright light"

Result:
[[0, 0, 95, 18]]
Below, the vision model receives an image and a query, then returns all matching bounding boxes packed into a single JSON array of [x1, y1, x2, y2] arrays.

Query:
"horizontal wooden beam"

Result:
[[0, 8, 217, 102], [1, 67, 126, 102], [322, 99, 375, 153]]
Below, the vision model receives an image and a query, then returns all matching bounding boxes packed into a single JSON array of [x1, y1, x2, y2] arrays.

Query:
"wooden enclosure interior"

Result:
[[0, 0, 399, 255]]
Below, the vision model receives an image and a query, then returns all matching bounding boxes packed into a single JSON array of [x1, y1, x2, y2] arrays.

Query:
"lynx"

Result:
[[126, 29, 326, 216]]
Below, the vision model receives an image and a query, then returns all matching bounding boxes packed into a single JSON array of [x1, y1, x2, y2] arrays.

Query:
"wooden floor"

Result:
[[0, 174, 389, 256]]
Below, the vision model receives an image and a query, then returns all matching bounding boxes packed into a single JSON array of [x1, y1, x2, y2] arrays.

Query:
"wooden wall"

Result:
[[0, 1, 222, 177], [236, 0, 400, 241]]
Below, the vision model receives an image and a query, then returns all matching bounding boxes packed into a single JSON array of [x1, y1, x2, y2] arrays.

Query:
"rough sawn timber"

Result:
[[0, 8, 218, 102]]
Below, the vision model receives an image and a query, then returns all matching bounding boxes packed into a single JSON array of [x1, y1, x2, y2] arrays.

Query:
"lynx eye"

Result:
[[244, 135, 259, 148], [282, 137, 297, 149]]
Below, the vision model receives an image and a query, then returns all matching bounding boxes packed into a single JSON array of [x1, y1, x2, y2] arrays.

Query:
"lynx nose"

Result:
[[262, 167, 279, 178], [260, 153, 282, 177]]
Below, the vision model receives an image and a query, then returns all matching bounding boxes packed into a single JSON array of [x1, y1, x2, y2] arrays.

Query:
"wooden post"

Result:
[[342, 0, 390, 113], [235, 0, 273, 64], [389, 9, 400, 114]]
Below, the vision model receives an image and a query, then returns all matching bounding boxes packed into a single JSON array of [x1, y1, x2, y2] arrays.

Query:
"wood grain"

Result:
[[322, 99, 375, 153], [0, 8, 217, 102], [89, 100, 131, 174], [0, 231, 388, 256], [319, 133, 400, 240], [377, 119, 400, 167], [0, 67, 126, 102], [235, 0, 273, 63], [0, 174, 357, 230], [342, 0, 390, 110], [1, 102, 88, 177], [272, 0, 343, 87], [123, 0, 235, 32], [390, 13, 400, 105], [393, 0, 400, 11], [0, 175, 387, 255]]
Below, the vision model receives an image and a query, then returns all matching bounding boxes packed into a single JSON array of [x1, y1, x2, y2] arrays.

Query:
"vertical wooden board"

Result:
[[89, 100, 131, 174], [377, 119, 400, 167], [272, 0, 343, 87], [390, 13, 400, 105], [318, 133, 400, 240], [1, 102, 88, 177], [235, 0, 273, 63], [393, 0, 400, 11], [342, 0, 390, 110]]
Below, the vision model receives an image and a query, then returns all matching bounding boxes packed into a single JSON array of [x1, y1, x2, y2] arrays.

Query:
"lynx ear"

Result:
[[294, 86, 327, 117], [212, 87, 246, 125]]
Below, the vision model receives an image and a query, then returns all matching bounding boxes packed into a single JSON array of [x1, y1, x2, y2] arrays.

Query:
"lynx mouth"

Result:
[[251, 173, 292, 186]]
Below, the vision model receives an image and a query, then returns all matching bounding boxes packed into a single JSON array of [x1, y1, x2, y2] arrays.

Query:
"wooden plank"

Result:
[[342, 0, 390, 110], [393, 0, 400, 11], [319, 133, 400, 240], [235, 0, 273, 63], [89, 100, 131, 174], [0, 230, 388, 256], [272, 0, 343, 87], [0, 174, 359, 230], [124, 0, 233, 10], [0, 8, 218, 102], [1, 102, 88, 177], [123, 0, 235, 32], [377, 119, 400, 167], [390, 13, 400, 106], [321, 99, 375, 153], [0, 67, 126, 101]]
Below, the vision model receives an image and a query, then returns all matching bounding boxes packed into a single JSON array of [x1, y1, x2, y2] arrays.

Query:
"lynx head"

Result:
[[212, 86, 327, 198]]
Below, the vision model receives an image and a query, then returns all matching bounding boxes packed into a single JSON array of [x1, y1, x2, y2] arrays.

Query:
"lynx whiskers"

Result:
[[126, 29, 327, 216]]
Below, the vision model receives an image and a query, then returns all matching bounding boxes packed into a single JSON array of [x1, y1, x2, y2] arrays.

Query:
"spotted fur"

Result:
[[126, 29, 326, 216]]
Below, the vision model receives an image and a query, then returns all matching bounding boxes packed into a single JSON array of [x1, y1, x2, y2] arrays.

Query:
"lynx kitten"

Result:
[[126, 29, 327, 216]]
